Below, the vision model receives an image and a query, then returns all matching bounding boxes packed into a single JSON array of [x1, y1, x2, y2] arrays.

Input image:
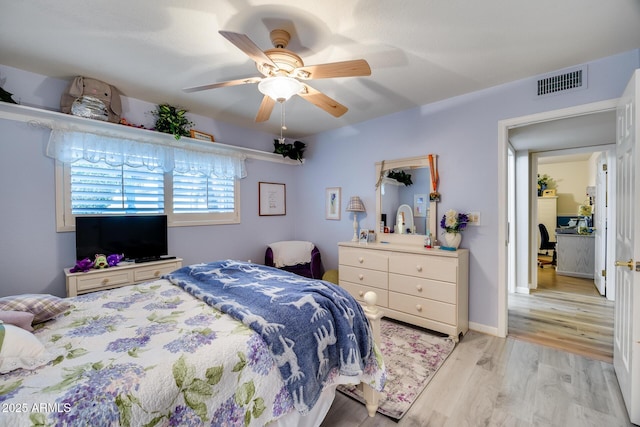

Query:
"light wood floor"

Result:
[[321, 330, 632, 426], [508, 263, 614, 363], [321, 264, 628, 426]]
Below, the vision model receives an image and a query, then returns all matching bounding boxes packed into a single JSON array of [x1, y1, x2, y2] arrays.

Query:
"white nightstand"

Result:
[[65, 258, 183, 297]]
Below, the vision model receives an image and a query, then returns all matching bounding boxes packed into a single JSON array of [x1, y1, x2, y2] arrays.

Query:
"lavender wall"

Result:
[[1, 49, 638, 332], [295, 50, 639, 330], [0, 66, 301, 298]]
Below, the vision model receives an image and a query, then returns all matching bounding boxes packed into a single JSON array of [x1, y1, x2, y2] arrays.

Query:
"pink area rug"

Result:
[[338, 319, 455, 419]]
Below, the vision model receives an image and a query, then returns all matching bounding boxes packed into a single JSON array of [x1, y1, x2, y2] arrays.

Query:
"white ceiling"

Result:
[[1, 0, 639, 139]]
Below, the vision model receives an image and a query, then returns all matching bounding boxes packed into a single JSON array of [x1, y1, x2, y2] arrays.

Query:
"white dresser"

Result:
[[338, 242, 469, 341], [65, 258, 183, 297]]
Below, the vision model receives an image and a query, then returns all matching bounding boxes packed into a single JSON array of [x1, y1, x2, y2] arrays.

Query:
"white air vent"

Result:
[[537, 66, 587, 96]]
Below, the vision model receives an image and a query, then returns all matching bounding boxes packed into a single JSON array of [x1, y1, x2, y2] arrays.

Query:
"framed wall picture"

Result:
[[189, 129, 215, 142], [414, 193, 427, 217], [259, 182, 286, 216], [325, 187, 341, 220]]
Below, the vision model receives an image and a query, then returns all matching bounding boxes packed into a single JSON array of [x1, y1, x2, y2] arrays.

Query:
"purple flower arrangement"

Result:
[[440, 209, 469, 234]]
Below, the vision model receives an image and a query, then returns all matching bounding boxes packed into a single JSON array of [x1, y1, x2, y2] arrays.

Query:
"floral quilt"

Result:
[[165, 260, 386, 415], [0, 280, 297, 426]]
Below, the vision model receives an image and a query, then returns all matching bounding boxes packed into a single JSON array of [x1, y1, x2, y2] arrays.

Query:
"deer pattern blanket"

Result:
[[164, 260, 384, 414]]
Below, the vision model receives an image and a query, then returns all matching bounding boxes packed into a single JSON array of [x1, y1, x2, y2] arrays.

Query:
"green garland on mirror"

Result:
[[387, 169, 413, 186]]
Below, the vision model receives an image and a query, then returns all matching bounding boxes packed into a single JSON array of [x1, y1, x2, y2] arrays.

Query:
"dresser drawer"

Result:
[[339, 265, 388, 289], [340, 281, 388, 307], [389, 273, 456, 304], [389, 292, 456, 325], [133, 262, 180, 282], [75, 271, 132, 292], [389, 254, 457, 282], [339, 247, 388, 271]]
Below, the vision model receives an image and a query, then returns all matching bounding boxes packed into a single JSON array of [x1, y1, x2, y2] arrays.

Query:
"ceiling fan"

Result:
[[183, 29, 371, 122]]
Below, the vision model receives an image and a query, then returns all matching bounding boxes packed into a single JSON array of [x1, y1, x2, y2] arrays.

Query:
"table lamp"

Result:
[[346, 196, 365, 242]]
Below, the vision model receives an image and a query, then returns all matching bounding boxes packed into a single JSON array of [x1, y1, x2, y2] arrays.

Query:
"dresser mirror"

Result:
[[375, 156, 436, 243]]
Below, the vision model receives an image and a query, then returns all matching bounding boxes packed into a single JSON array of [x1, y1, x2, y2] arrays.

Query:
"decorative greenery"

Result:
[[387, 170, 413, 186], [152, 104, 194, 140], [0, 86, 17, 104], [273, 139, 306, 162], [537, 173, 555, 190], [440, 209, 469, 234], [537, 173, 557, 196]]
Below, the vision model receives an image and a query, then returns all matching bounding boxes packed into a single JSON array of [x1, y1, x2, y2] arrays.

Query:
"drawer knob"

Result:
[[416, 265, 423, 272], [358, 274, 364, 280], [416, 285, 423, 292], [101, 278, 109, 285], [416, 304, 423, 312], [358, 257, 364, 264], [358, 291, 364, 297], [154, 270, 161, 277]]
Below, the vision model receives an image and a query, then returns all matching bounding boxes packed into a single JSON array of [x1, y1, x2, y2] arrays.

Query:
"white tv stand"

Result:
[[65, 258, 183, 297]]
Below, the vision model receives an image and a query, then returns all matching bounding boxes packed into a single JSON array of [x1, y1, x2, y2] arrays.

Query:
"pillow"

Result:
[[0, 310, 34, 331], [0, 294, 71, 324], [0, 323, 54, 373]]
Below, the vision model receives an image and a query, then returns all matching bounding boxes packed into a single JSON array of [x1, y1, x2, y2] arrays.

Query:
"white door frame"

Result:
[[497, 99, 618, 337]]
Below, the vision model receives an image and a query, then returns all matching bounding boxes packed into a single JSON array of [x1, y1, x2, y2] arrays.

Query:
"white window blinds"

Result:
[[70, 160, 165, 215]]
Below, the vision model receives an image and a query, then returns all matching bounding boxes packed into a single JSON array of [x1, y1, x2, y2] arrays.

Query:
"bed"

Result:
[[0, 260, 385, 426]]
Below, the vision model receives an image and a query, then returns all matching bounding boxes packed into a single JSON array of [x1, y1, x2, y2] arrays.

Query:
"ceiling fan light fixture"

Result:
[[258, 76, 303, 102]]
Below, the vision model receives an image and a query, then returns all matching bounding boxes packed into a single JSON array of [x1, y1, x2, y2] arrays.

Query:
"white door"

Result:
[[614, 69, 640, 424], [594, 153, 606, 295]]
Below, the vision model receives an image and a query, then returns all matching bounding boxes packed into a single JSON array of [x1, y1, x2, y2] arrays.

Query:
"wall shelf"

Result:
[[0, 102, 302, 165]]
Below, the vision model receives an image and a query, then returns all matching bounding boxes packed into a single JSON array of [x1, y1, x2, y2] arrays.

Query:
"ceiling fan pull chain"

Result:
[[279, 101, 286, 143], [281, 101, 287, 131]]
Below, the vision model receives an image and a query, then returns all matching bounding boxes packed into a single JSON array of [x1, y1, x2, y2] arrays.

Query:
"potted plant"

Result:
[[273, 139, 306, 162], [152, 104, 194, 140], [537, 173, 555, 196]]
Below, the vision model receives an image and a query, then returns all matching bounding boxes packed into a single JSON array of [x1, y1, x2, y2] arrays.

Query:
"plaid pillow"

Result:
[[0, 294, 71, 324]]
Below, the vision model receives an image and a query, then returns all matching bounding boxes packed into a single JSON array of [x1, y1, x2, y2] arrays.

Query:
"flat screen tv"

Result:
[[75, 215, 168, 262]]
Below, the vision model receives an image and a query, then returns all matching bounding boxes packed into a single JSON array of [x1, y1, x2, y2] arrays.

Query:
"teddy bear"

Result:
[[60, 76, 122, 123]]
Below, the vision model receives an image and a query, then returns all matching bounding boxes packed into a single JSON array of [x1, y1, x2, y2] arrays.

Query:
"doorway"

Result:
[[497, 99, 618, 338], [508, 148, 615, 361]]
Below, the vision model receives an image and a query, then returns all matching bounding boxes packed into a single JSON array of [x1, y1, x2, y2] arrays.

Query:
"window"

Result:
[[69, 160, 165, 215], [48, 128, 246, 231], [56, 160, 240, 231]]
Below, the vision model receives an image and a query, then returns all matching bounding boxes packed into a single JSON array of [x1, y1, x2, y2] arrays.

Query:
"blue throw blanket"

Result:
[[164, 260, 375, 414]]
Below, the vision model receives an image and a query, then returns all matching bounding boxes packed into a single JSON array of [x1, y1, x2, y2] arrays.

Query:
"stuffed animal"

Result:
[[107, 253, 124, 267], [60, 76, 122, 123], [93, 254, 108, 269], [70, 258, 94, 273]]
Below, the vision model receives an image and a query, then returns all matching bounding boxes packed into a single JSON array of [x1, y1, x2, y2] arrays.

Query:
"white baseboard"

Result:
[[469, 321, 499, 337], [516, 286, 531, 294]]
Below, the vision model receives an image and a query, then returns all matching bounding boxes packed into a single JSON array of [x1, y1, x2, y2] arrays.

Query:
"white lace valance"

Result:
[[46, 129, 246, 179]]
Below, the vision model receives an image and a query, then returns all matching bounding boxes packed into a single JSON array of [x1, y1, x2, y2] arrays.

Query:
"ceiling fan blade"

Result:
[[219, 30, 279, 72], [294, 59, 371, 80], [299, 84, 348, 118], [183, 77, 261, 93], [255, 96, 276, 122]]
